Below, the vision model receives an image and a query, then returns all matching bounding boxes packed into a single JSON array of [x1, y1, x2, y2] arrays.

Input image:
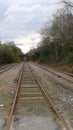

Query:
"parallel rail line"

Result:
[[0, 64, 17, 74], [5, 62, 70, 130], [33, 63, 73, 83], [5, 64, 24, 130]]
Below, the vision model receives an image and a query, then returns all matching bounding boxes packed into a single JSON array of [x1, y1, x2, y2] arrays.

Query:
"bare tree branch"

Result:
[[63, 0, 73, 7]]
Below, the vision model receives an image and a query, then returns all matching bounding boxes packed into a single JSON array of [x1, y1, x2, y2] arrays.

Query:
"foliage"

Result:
[[0, 42, 23, 64]]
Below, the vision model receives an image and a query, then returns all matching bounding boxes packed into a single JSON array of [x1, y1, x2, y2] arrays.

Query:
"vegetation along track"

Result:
[[5, 62, 70, 130]]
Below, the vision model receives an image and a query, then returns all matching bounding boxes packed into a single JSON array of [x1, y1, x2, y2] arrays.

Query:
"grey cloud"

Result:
[[0, 0, 60, 41], [0, 4, 49, 40]]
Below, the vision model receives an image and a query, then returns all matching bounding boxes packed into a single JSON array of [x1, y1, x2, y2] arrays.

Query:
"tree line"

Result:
[[28, 0, 73, 65], [0, 42, 23, 64]]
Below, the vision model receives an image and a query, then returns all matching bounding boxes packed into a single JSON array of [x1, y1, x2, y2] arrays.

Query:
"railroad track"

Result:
[[0, 64, 17, 74], [32, 63, 73, 83], [5, 62, 70, 130]]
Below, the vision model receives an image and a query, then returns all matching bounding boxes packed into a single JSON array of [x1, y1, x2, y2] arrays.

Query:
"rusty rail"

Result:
[[5, 64, 24, 130]]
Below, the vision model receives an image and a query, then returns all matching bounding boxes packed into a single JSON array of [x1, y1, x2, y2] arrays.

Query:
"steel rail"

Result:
[[32, 63, 73, 83], [28, 63, 70, 130], [5, 64, 24, 130], [0, 64, 17, 74]]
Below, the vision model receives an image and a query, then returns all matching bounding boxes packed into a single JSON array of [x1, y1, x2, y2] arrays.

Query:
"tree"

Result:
[[0, 42, 23, 64], [28, 1, 73, 64], [62, 0, 73, 7]]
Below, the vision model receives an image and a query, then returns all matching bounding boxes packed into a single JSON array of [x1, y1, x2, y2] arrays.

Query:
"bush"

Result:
[[0, 43, 22, 64]]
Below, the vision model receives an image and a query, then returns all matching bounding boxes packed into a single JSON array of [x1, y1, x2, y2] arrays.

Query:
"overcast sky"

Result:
[[0, 0, 62, 53]]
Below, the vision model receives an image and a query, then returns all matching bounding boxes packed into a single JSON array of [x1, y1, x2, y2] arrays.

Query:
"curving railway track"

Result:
[[4, 62, 71, 130]]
